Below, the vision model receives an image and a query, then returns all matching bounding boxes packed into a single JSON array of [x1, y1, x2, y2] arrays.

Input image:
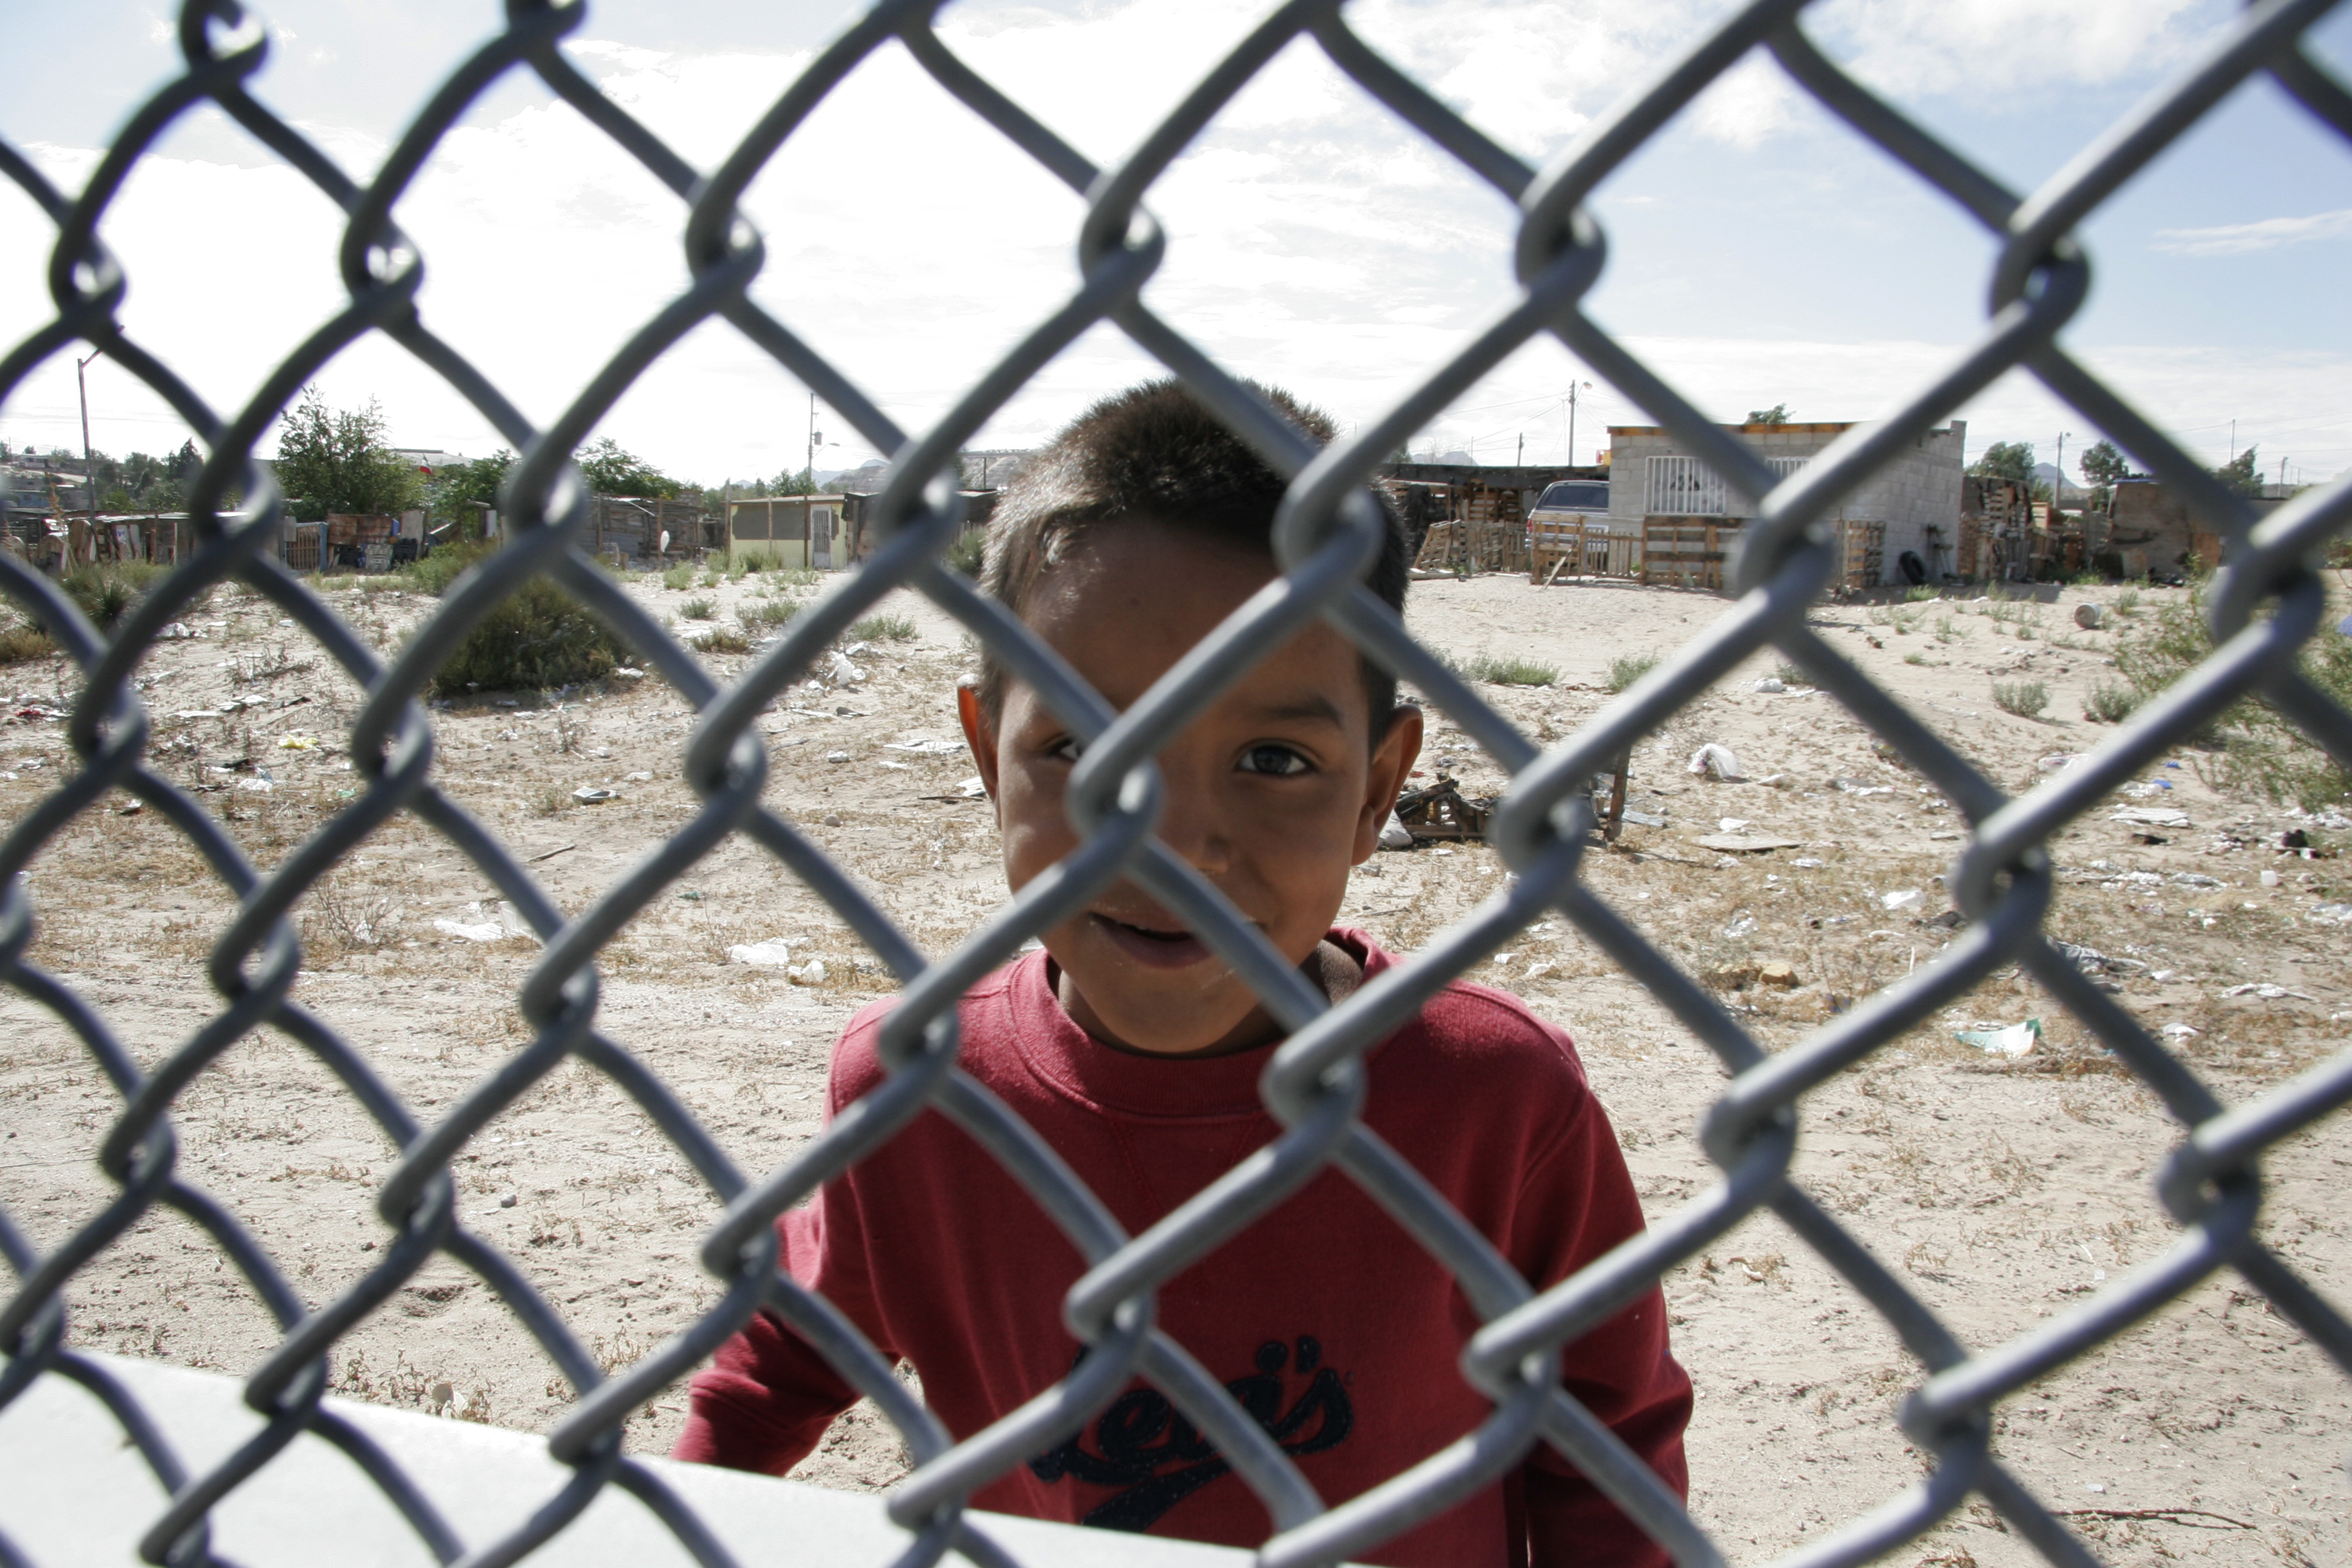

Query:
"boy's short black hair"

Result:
[[973, 379, 1410, 734]]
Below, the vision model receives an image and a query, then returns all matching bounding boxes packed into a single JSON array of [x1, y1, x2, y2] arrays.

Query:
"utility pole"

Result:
[[805, 391, 816, 493], [1565, 380, 1592, 469], [1516, 432, 1524, 467], [77, 346, 104, 558], [2052, 430, 2068, 511]]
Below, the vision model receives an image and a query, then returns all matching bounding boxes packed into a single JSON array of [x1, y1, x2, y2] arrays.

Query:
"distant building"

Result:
[[1605, 419, 1967, 585], [390, 448, 469, 477], [2106, 479, 2288, 580]]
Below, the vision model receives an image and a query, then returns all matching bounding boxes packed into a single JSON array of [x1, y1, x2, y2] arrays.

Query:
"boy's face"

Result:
[[957, 522, 1421, 1057]]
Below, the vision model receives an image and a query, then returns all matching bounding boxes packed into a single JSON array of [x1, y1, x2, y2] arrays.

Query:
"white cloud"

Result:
[[2, 0, 2330, 489], [1804, 0, 2219, 97], [2152, 207, 2352, 257]]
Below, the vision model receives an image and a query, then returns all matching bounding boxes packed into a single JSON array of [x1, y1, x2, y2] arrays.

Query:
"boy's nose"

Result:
[[1149, 758, 1234, 879]]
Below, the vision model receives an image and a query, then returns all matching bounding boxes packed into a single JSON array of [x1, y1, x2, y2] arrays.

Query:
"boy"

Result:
[[676, 381, 1689, 1565]]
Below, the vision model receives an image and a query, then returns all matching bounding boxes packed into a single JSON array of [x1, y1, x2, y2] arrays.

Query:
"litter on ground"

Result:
[[1955, 1018, 2041, 1056], [728, 938, 793, 967], [2112, 806, 2192, 828], [1687, 743, 1743, 781], [1881, 888, 1923, 913], [2225, 982, 2314, 1001], [433, 918, 506, 943]]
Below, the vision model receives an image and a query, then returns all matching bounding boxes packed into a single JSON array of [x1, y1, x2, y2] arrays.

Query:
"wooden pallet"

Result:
[[1640, 516, 1742, 591]]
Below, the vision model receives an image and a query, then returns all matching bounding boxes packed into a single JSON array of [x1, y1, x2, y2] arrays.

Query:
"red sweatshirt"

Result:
[[677, 930, 1689, 1565]]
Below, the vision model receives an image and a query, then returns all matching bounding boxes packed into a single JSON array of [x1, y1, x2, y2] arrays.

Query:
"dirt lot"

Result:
[[1, 562, 2346, 1567]]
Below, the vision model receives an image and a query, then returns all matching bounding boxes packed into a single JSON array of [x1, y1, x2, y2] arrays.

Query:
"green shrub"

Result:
[[61, 562, 177, 631], [2114, 575, 2352, 808], [693, 626, 754, 655], [1904, 585, 1939, 603], [1771, 660, 1812, 687], [395, 538, 494, 597], [850, 614, 916, 642], [426, 577, 625, 697], [1992, 679, 2050, 718], [2085, 682, 2139, 724], [946, 530, 986, 577], [2114, 588, 2141, 616], [0, 623, 56, 664], [1459, 652, 1558, 687], [1904, 651, 1927, 666], [661, 562, 695, 591], [1607, 650, 1662, 693], [742, 599, 795, 632], [681, 597, 716, 621]]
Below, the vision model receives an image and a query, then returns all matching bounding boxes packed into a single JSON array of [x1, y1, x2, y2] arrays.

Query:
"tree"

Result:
[[2216, 446, 2261, 497], [428, 450, 514, 536], [2077, 440, 2130, 488], [770, 465, 815, 496], [2078, 438, 2133, 513], [577, 436, 677, 497], [271, 387, 424, 519], [1745, 403, 1792, 425], [1970, 440, 2037, 483]]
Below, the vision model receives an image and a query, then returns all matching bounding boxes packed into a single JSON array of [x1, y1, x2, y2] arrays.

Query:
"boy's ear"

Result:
[[1352, 702, 1423, 866], [955, 682, 1001, 820]]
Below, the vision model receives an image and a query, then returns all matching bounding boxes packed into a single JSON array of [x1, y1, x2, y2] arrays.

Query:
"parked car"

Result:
[[1525, 479, 1629, 577]]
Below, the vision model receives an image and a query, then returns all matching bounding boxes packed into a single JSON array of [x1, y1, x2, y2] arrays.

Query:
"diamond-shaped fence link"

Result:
[[3, 0, 2351, 1563]]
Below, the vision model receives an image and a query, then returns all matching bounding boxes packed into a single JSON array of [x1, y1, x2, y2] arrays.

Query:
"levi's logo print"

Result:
[[1029, 1336, 1353, 1531]]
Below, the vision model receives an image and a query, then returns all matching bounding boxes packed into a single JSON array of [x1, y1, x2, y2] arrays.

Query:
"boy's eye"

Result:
[[1236, 744, 1311, 777], [1049, 736, 1083, 763]]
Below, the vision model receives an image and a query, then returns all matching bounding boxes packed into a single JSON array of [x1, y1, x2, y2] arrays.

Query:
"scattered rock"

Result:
[[497, 1192, 518, 1208], [825, 750, 850, 763], [1757, 961, 1799, 989], [822, 812, 842, 826]]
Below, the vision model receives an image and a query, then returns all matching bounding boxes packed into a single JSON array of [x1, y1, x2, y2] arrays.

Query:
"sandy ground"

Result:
[[1, 563, 2347, 1567]]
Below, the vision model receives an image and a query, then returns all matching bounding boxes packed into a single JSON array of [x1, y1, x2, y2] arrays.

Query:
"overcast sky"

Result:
[[4, 0, 2349, 489]]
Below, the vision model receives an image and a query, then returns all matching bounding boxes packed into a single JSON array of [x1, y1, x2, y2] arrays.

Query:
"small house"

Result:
[[726, 495, 850, 569]]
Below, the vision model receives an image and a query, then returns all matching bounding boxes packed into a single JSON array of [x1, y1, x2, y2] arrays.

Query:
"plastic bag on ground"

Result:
[[1379, 812, 1414, 850], [728, 938, 793, 967], [1687, 743, 1744, 781], [1955, 1018, 2041, 1056]]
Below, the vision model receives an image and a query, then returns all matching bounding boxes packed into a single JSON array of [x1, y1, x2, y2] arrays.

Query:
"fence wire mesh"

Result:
[[4, 0, 2352, 1564]]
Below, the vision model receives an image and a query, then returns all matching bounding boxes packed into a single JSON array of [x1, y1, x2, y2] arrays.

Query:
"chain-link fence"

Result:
[[5, 0, 2351, 1564]]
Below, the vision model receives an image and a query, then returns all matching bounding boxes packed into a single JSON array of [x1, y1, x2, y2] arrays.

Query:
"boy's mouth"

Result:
[[1087, 911, 1212, 971]]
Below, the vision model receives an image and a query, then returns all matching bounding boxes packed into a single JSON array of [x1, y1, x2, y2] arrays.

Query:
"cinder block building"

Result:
[[1605, 419, 1967, 585]]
